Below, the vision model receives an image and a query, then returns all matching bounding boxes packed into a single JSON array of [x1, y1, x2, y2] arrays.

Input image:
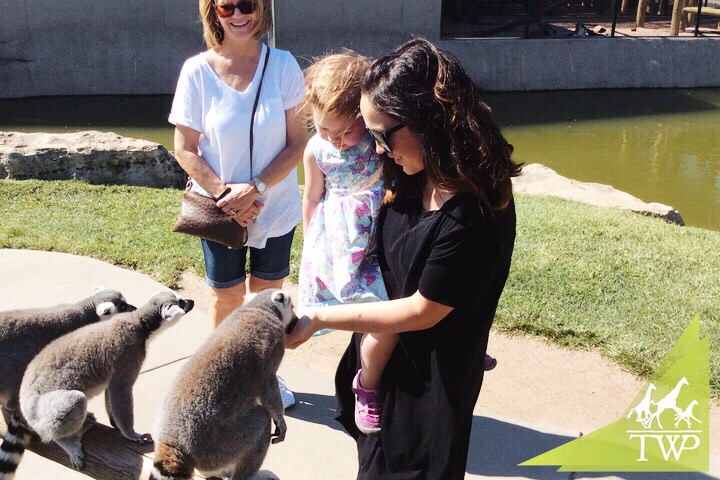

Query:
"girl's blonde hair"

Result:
[[199, 0, 272, 48], [303, 51, 372, 121]]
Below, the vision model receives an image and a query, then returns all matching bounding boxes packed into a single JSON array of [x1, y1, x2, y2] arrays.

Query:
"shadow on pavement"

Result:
[[467, 415, 576, 479], [284, 391, 346, 433], [286, 393, 581, 479]]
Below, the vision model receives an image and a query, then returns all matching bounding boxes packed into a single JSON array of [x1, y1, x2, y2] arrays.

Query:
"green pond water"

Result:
[[1, 90, 718, 231]]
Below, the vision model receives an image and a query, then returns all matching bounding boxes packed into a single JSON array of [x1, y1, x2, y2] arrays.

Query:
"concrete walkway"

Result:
[[1, 249, 718, 480]]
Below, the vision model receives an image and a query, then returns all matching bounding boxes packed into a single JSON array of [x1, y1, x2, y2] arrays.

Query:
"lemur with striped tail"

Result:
[[18, 292, 193, 472], [0, 288, 135, 480]]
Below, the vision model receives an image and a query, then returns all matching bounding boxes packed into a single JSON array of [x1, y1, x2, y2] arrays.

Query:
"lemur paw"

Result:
[[136, 433, 154, 445], [123, 431, 153, 445], [271, 422, 286, 444], [69, 451, 86, 470]]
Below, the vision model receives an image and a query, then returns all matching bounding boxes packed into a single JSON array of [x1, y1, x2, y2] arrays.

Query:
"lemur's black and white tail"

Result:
[[0, 412, 33, 480], [149, 442, 194, 480]]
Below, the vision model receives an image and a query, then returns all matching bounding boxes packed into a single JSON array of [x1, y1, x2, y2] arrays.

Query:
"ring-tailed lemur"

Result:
[[150, 289, 297, 480], [0, 288, 135, 480], [18, 292, 193, 472]]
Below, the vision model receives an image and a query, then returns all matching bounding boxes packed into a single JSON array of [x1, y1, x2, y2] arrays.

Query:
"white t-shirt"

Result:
[[169, 44, 304, 248]]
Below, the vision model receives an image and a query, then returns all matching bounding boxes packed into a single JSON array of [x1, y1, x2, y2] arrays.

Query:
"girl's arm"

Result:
[[173, 125, 228, 198], [217, 106, 308, 219], [285, 291, 453, 349], [301, 144, 326, 235]]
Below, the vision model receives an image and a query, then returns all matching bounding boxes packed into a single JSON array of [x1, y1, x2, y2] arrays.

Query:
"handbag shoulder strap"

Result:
[[249, 45, 271, 178]]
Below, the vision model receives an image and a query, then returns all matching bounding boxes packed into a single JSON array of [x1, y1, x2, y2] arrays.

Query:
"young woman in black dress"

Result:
[[286, 38, 522, 479]]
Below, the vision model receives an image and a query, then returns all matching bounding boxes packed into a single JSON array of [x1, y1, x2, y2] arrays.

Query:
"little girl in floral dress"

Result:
[[298, 52, 388, 311], [297, 53, 398, 434]]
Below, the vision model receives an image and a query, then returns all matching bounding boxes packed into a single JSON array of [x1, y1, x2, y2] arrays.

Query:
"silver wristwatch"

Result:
[[251, 176, 267, 195]]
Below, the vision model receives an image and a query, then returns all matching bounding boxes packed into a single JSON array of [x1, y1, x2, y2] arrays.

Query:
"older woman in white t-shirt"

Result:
[[169, 0, 306, 332]]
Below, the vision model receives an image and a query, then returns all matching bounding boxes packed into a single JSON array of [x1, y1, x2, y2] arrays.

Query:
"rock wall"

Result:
[[512, 163, 684, 225], [0, 131, 185, 188]]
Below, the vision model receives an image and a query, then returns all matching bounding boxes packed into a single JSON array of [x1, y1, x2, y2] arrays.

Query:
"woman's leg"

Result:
[[247, 276, 284, 293], [359, 333, 399, 389], [201, 239, 248, 328], [208, 283, 246, 327], [247, 228, 295, 293]]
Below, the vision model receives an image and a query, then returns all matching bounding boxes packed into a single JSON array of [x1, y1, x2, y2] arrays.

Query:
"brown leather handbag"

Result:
[[172, 47, 271, 250], [172, 184, 247, 249]]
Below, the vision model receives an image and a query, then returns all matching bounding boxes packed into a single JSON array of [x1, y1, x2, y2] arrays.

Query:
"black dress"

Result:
[[335, 193, 516, 480]]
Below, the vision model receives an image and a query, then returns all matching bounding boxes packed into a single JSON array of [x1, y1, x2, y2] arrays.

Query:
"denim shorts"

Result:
[[201, 227, 295, 289]]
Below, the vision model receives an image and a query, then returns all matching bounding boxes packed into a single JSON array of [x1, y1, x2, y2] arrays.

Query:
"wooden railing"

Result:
[[0, 418, 205, 480]]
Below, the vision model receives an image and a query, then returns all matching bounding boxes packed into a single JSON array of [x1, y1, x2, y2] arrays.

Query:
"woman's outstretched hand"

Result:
[[285, 308, 319, 349]]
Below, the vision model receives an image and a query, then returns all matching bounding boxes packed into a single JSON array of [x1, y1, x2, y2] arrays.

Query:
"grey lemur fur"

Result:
[[150, 289, 297, 480], [18, 292, 193, 471], [0, 288, 135, 480]]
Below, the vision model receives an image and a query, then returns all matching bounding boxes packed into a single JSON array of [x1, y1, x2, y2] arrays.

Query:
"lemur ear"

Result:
[[93, 286, 105, 294], [161, 304, 186, 322], [244, 292, 258, 303], [272, 290, 289, 305], [149, 291, 165, 302], [96, 302, 115, 318]]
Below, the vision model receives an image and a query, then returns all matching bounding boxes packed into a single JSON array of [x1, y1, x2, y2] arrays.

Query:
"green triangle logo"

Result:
[[520, 315, 710, 472]]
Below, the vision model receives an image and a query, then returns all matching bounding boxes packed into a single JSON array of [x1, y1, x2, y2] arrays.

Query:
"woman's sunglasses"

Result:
[[366, 124, 405, 154], [215, 0, 256, 18]]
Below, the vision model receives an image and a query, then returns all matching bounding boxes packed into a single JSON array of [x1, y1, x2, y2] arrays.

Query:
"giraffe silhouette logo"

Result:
[[628, 377, 701, 430], [521, 315, 710, 472]]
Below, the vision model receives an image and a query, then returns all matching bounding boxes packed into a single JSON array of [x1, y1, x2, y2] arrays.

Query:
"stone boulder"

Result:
[[512, 163, 684, 226], [0, 131, 186, 188]]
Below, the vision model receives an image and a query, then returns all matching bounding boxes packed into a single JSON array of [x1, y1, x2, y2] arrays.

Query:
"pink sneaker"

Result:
[[351, 369, 384, 435], [484, 354, 497, 371]]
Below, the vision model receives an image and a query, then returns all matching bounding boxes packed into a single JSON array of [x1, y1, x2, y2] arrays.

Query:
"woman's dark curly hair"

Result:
[[362, 38, 522, 212]]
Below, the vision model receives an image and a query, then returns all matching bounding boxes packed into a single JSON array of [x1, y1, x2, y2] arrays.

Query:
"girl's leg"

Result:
[[353, 333, 399, 434], [359, 333, 399, 389]]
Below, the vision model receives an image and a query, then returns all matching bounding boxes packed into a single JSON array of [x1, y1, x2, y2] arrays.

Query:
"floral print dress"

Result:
[[298, 133, 388, 307]]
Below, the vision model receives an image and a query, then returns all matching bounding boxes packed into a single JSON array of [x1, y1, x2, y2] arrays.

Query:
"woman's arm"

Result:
[[173, 125, 227, 198], [301, 144, 325, 235], [216, 106, 308, 222], [285, 291, 453, 349]]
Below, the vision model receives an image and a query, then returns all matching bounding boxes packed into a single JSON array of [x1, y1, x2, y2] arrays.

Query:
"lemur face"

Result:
[[243, 289, 298, 333], [93, 289, 137, 319], [155, 292, 194, 325], [270, 290, 298, 333]]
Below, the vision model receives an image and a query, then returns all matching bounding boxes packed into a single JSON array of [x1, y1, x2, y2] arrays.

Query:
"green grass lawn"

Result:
[[1, 179, 718, 395]]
